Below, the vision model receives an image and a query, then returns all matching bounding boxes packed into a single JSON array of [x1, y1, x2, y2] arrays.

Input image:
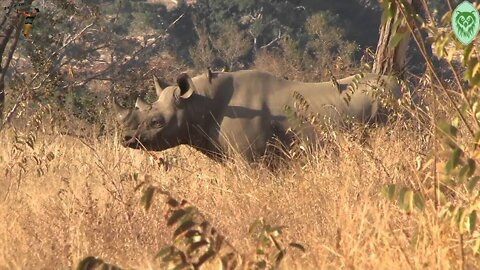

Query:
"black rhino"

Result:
[[113, 69, 401, 162]]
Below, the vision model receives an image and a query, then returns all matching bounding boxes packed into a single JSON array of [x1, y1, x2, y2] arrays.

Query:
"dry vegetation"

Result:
[[0, 98, 478, 269]]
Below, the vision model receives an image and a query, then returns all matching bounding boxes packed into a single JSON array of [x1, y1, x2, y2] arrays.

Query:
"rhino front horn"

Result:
[[112, 96, 131, 122], [135, 97, 151, 111], [153, 75, 163, 97]]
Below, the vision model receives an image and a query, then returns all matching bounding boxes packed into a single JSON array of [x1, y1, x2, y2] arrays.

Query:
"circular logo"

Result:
[[452, 1, 480, 45]]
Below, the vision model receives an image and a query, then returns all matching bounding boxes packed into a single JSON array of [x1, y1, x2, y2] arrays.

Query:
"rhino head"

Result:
[[113, 73, 197, 151]]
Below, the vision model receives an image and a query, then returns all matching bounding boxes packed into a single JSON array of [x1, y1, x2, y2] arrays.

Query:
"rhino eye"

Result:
[[150, 117, 165, 128]]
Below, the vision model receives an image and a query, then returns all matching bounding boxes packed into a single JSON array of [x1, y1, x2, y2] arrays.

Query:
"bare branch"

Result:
[[53, 22, 94, 59], [166, 13, 185, 31], [260, 30, 283, 49]]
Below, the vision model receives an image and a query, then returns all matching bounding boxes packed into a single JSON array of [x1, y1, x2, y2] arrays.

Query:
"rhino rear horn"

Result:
[[176, 73, 196, 99], [112, 96, 131, 123], [135, 97, 151, 111]]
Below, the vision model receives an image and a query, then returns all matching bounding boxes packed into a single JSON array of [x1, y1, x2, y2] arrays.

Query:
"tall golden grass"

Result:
[[1, 106, 478, 269]]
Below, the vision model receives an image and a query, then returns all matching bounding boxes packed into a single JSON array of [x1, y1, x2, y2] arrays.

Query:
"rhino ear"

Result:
[[153, 75, 170, 97], [176, 73, 196, 99]]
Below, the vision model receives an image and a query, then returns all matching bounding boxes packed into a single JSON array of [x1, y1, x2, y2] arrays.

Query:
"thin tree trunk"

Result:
[[0, 0, 32, 124], [0, 0, 16, 30], [1, 17, 23, 81], [373, 0, 414, 77], [0, 17, 22, 124], [374, 0, 426, 77]]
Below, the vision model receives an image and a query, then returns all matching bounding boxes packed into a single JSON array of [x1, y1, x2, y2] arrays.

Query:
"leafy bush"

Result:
[[380, 0, 480, 263], [77, 184, 305, 270]]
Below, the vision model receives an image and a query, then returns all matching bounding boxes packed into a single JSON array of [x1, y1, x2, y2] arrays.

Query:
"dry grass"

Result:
[[0, 115, 479, 269]]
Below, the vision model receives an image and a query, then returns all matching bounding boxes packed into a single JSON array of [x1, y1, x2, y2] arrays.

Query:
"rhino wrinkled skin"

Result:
[[113, 70, 401, 162]]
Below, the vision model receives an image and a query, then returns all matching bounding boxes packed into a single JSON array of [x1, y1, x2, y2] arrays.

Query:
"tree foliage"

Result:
[[381, 0, 480, 262], [2, 0, 386, 130]]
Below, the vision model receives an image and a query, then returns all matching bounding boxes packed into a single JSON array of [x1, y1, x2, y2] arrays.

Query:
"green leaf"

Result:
[[271, 235, 283, 250], [249, 219, 264, 234], [410, 229, 420, 250], [445, 160, 454, 174], [141, 186, 156, 211], [173, 221, 196, 239], [438, 121, 458, 138], [381, 0, 395, 25], [76, 256, 103, 270], [466, 159, 475, 177], [452, 148, 462, 165], [155, 246, 174, 260], [459, 168, 468, 182], [274, 250, 286, 266], [195, 249, 216, 267], [404, 190, 414, 213], [441, 176, 456, 187], [185, 230, 201, 239], [465, 57, 479, 82], [389, 31, 408, 48], [187, 240, 209, 254], [467, 210, 477, 233], [268, 225, 284, 235], [438, 203, 453, 219], [475, 131, 480, 144], [413, 192, 425, 211], [133, 181, 146, 192], [451, 207, 464, 229], [437, 188, 447, 205], [200, 221, 211, 232], [221, 253, 238, 269], [76, 256, 122, 270], [463, 43, 475, 65], [458, 160, 475, 182], [255, 260, 267, 269], [473, 238, 480, 255], [445, 147, 462, 174], [398, 187, 409, 210], [383, 184, 396, 200], [172, 263, 190, 270], [460, 209, 474, 234], [289, 242, 306, 252], [162, 248, 181, 263], [167, 209, 188, 226], [166, 198, 180, 207], [46, 152, 55, 161], [467, 176, 480, 193]]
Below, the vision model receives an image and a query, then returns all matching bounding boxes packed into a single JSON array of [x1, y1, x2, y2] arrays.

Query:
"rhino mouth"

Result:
[[122, 135, 140, 148], [122, 135, 157, 150], [121, 132, 173, 151], [121, 126, 144, 148]]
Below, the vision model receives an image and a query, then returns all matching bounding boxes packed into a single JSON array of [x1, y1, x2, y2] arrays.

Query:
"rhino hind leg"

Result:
[[256, 121, 295, 169]]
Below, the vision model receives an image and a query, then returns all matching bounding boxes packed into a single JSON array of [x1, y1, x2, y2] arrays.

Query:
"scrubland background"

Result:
[[1, 0, 479, 269]]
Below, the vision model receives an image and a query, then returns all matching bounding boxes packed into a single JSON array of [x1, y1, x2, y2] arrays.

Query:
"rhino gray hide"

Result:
[[113, 70, 401, 162]]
